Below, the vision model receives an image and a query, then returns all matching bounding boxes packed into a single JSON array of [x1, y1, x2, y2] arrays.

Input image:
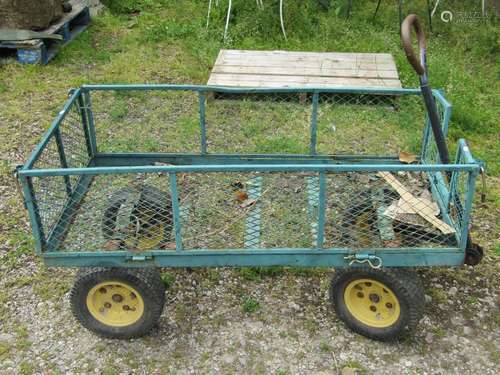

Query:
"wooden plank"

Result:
[[213, 49, 225, 67], [208, 73, 402, 88], [219, 56, 397, 69], [218, 50, 398, 70], [207, 80, 402, 89], [208, 49, 402, 90], [217, 59, 397, 71], [217, 60, 395, 71], [377, 172, 455, 234], [222, 49, 396, 62], [212, 65, 399, 79]]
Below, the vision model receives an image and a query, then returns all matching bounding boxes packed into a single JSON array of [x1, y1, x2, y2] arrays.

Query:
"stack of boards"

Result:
[[207, 49, 402, 89]]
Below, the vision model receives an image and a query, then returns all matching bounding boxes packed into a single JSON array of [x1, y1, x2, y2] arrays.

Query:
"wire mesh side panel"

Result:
[[55, 173, 173, 252], [29, 136, 69, 239], [30, 95, 91, 174], [176, 172, 314, 250], [316, 94, 425, 155], [90, 90, 201, 154], [323, 171, 458, 249], [448, 151, 473, 243], [205, 92, 312, 154], [42, 171, 314, 252], [28, 95, 91, 244], [32, 169, 465, 253], [58, 95, 91, 170]]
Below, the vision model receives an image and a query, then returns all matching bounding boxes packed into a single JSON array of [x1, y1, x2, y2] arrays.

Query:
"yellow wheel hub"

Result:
[[86, 281, 144, 327], [344, 278, 401, 328], [125, 221, 165, 251]]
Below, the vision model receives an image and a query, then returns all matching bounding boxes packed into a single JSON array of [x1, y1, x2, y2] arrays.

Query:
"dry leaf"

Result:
[[239, 199, 256, 208], [234, 190, 248, 202], [399, 151, 417, 164], [104, 239, 122, 251], [161, 242, 176, 249], [383, 240, 401, 248]]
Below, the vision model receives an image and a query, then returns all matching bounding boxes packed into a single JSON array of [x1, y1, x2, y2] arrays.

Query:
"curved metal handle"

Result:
[[401, 14, 427, 76]]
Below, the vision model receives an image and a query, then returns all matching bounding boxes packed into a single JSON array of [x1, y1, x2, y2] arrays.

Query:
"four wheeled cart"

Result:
[[16, 16, 484, 340]]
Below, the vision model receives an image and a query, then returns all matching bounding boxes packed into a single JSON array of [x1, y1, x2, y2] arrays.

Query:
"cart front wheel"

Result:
[[330, 268, 424, 341], [70, 268, 165, 338]]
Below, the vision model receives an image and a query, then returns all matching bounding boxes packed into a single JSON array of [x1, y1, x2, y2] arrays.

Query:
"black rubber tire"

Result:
[[330, 267, 424, 341], [70, 267, 166, 339], [102, 185, 172, 249]]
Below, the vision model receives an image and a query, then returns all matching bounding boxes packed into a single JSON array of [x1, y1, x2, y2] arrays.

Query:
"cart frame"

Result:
[[17, 84, 482, 270]]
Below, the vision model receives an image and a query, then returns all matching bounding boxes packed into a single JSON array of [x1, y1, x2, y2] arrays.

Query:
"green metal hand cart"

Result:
[[16, 17, 484, 341]]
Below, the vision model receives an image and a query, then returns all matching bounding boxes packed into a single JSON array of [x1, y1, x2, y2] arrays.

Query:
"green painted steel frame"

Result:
[[18, 84, 481, 269]]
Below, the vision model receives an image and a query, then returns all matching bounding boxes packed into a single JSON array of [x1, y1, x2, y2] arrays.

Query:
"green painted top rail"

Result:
[[19, 158, 480, 177], [81, 83, 423, 95], [21, 84, 460, 174]]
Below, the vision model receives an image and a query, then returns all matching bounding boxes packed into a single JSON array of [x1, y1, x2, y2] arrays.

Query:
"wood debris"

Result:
[[378, 171, 455, 234]]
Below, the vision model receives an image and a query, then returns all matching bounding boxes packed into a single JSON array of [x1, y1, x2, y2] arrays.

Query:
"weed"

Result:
[[161, 272, 175, 288], [319, 340, 333, 352], [243, 297, 261, 314], [494, 243, 500, 256], [102, 367, 119, 375], [95, 343, 106, 353], [433, 327, 446, 338], [427, 287, 447, 304], [0, 342, 11, 357], [341, 361, 369, 375], [109, 98, 128, 121], [19, 361, 34, 375], [236, 267, 285, 281]]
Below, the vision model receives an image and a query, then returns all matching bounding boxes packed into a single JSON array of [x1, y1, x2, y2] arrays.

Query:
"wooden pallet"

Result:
[[207, 49, 402, 89], [0, 1, 90, 65]]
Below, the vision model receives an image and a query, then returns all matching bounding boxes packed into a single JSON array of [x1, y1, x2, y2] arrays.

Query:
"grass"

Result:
[[0, 3, 498, 371], [161, 272, 175, 288], [341, 360, 369, 375], [242, 297, 261, 314]]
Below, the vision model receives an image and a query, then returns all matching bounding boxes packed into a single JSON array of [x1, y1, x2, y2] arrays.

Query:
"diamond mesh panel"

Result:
[[90, 90, 200, 153], [324, 172, 458, 249], [30, 138, 68, 236], [44, 173, 173, 252], [205, 92, 312, 154], [29, 94, 91, 237], [177, 172, 313, 250], [316, 93, 425, 155], [30, 169, 461, 253], [448, 153, 471, 240], [25, 88, 471, 254]]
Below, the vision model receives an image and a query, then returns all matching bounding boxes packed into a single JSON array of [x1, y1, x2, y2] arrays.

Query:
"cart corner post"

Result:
[[54, 127, 73, 197], [169, 172, 183, 251], [79, 87, 98, 158], [310, 91, 319, 155], [198, 91, 207, 155], [18, 174, 45, 254], [316, 171, 327, 249]]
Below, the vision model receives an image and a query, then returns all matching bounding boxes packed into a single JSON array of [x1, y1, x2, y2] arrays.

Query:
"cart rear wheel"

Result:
[[102, 185, 172, 251], [330, 268, 424, 341], [70, 268, 165, 338]]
